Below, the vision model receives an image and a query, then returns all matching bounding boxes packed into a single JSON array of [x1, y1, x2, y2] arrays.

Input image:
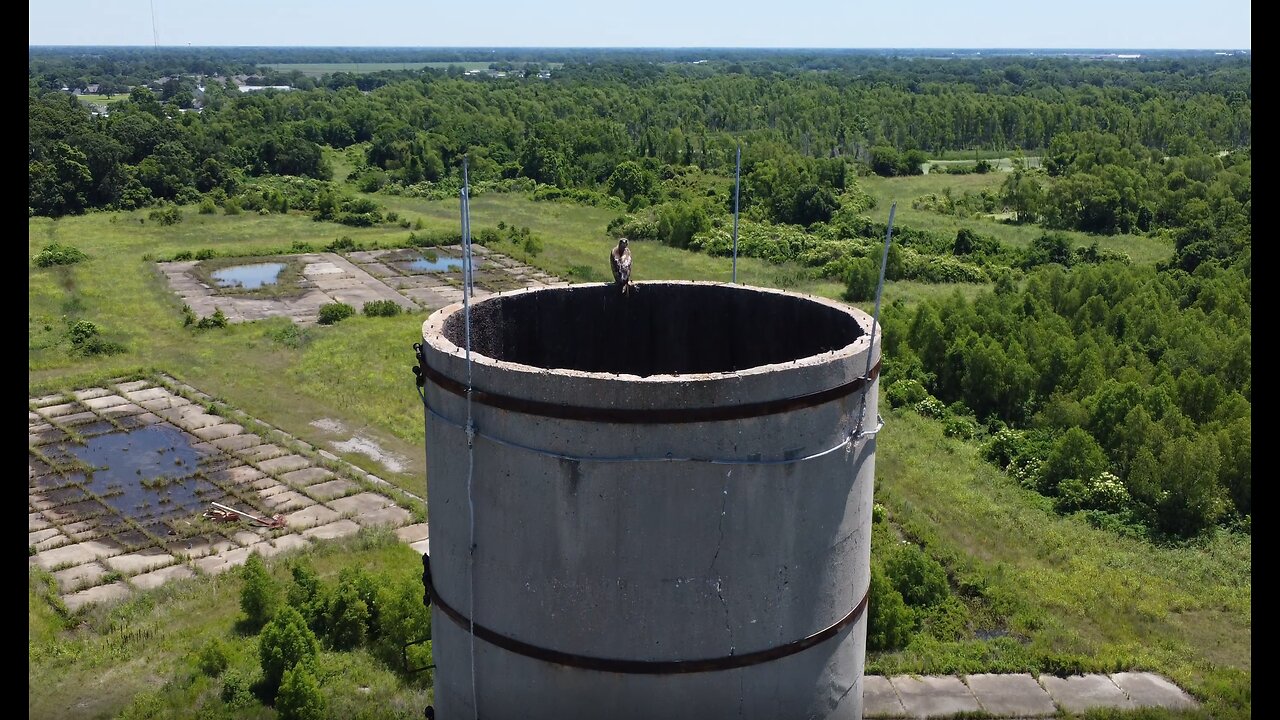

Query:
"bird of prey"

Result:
[[610, 237, 637, 295]]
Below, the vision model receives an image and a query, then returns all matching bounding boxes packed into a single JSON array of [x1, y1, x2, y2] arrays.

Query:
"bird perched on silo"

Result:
[[610, 237, 637, 295]]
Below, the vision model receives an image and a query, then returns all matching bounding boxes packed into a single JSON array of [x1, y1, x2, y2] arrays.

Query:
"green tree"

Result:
[[326, 580, 370, 650], [1155, 436, 1224, 537], [259, 606, 320, 696], [275, 663, 325, 720], [240, 551, 280, 631], [287, 560, 330, 634], [1039, 427, 1109, 496]]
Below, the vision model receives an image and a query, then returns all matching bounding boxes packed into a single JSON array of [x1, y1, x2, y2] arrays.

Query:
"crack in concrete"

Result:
[[708, 469, 735, 657]]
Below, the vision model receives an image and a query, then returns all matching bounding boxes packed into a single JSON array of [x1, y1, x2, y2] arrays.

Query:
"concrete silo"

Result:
[[418, 281, 880, 719]]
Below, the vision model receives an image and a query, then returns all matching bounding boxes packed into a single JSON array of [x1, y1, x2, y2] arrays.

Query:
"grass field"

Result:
[[859, 173, 1175, 266], [75, 93, 131, 105], [29, 185, 1246, 717]]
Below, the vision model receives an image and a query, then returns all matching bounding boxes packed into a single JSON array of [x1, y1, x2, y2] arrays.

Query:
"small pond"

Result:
[[211, 262, 287, 289], [404, 256, 465, 273]]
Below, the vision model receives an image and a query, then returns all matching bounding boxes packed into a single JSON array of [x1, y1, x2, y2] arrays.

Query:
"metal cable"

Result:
[[461, 159, 479, 719]]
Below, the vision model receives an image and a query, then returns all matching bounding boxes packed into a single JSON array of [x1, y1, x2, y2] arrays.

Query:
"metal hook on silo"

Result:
[[412, 343, 426, 403]]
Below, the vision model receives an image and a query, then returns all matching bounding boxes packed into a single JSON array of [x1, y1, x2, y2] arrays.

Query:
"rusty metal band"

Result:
[[428, 579, 870, 675], [419, 359, 881, 424]]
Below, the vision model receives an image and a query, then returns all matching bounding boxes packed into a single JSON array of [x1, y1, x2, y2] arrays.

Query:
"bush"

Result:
[[196, 308, 229, 330], [287, 561, 329, 634], [843, 257, 879, 301], [259, 606, 320, 697], [1039, 427, 1108, 496], [67, 320, 125, 356], [172, 250, 194, 261], [867, 563, 913, 651], [914, 396, 946, 418], [375, 574, 433, 670], [276, 663, 324, 720], [327, 236, 356, 252], [886, 543, 950, 608], [194, 248, 216, 260], [34, 242, 88, 267], [362, 300, 402, 317], [886, 379, 928, 408], [269, 322, 309, 348], [198, 197, 217, 214], [148, 205, 183, 225], [196, 637, 230, 677], [223, 198, 242, 215], [220, 669, 255, 708], [943, 415, 978, 440], [181, 304, 197, 327], [317, 302, 355, 325], [240, 551, 280, 631], [326, 581, 370, 650]]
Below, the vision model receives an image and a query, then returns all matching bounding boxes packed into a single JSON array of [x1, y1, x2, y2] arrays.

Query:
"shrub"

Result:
[[148, 205, 183, 225], [1056, 471, 1132, 514], [843, 257, 879, 301], [198, 197, 217, 214], [867, 563, 913, 651], [287, 560, 329, 634], [220, 669, 255, 708], [275, 663, 324, 720], [181, 304, 196, 327], [362, 300, 402, 317], [376, 575, 433, 664], [194, 248, 216, 260], [269, 322, 309, 348], [326, 581, 370, 650], [240, 551, 280, 631], [34, 242, 88, 267], [886, 543, 950, 608], [259, 606, 320, 697], [67, 320, 125, 356], [943, 415, 978, 440], [327, 236, 356, 252], [172, 250, 194, 261], [223, 198, 242, 215], [914, 397, 946, 418], [1039, 427, 1108, 496], [196, 637, 230, 677], [317, 302, 355, 325], [886, 379, 928, 408], [196, 308, 229, 330]]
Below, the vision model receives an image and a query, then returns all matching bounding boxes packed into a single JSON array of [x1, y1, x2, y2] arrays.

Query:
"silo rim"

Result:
[[420, 281, 880, 407]]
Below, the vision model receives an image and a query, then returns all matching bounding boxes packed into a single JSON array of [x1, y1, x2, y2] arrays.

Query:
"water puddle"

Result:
[[211, 262, 286, 289], [63, 425, 209, 518], [403, 256, 464, 273]]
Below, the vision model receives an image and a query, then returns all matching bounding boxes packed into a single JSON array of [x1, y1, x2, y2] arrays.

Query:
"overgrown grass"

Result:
[[872, 407, 1250, 719], [28, 529, 432, 720], [29, 189, 1248, 717], [859, 173, 1174, 266]]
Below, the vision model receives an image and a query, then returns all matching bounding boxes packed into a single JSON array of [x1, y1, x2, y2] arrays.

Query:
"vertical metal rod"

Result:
[[459, 155, 479, 718], [856, 202, 896, 436], [732, 144, 741, 284]]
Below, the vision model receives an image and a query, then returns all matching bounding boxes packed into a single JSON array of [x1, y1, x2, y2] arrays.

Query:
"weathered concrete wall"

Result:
[[422, 282, 879, 719]]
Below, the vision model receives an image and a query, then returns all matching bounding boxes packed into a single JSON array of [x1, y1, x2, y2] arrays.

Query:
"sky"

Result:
[[29, 0, 1250, 49]]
